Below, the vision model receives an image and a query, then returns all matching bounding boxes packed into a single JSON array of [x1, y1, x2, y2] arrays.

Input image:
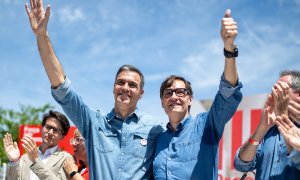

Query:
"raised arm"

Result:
[[220, 9, 238, 86], [25, 0, 65, 88]]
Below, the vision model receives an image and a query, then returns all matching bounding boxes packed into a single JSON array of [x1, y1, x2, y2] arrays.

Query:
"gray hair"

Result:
[[280, 70, 300, 93]]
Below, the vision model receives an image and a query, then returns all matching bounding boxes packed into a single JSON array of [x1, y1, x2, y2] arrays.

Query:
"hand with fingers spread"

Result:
[[3, 133, 20, 162], [21, 135, 39, 163], [275, 114, 300, 152], [272, 81, 290, 116], [289, 97, 300, 123], [221, 9, 238, 50], [25, 0, 50, 37]]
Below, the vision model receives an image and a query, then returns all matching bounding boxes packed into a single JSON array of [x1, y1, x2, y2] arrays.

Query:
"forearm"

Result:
[[37, 33, 65, 88], [239, 129, 267, 162]]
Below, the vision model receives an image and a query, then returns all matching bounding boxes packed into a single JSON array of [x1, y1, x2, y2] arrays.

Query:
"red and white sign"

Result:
[[190, 94, 268, 180]]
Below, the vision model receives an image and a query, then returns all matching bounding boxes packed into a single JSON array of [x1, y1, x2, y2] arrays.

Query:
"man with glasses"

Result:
[[153, 9, 243, 179], [3, 110, 71, 180]]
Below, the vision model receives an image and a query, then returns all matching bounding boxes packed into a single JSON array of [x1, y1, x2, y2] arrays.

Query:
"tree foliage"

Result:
[[0, 104, 54, 164]]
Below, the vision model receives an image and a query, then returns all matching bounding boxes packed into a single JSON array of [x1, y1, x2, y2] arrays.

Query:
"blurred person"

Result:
[[63, 129, 88, 180], [153, 9, 243, 179], [234, 70, 300, 179], [25, 0, 164, 179], [3, 110, 71, 180]]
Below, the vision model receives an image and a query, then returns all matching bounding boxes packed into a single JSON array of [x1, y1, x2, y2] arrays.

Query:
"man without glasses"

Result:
[[25, 0, 164, 179]]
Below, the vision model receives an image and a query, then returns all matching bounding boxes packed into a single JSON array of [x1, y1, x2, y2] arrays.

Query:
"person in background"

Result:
[[63, 129, 88, 180], [3, 110, 71, 180], [153, 9, 242, 179], [234, 70, 300, 179]]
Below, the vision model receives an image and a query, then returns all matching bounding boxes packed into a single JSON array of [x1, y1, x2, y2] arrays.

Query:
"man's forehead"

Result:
[[278, 75, 291, 83], [169, 80, 186, 88], [116, 71, 141, 81]]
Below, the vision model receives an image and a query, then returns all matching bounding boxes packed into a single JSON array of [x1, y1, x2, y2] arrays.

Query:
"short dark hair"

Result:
[[160, 75, 193, 111], [42, 110, 70, 136], [115, 64, 145, 89], [280, 70, 300, 93]]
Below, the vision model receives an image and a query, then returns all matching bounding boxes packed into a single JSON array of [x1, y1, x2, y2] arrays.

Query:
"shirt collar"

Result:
[[107, 108, 140, 122], [38, 145, 58, 157], [166, 115, 192, 133]]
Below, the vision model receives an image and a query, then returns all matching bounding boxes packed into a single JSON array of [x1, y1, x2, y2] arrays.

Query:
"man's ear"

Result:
[[139, 89, 144, 99], [189, 96, 193, 106]]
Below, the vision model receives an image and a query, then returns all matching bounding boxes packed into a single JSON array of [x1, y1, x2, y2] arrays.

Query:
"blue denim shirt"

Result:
[[234, 126, 300, 180], [153, 74, 243, 180], [51, 77, 165, 180]]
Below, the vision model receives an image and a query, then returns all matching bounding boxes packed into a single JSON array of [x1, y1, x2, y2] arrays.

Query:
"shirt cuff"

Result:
[[8, 159, 20, 166], [51, 76, 71, 101], [219, 73, 243, 98], [289, 149, 300, 169], [234, 149, 255, 172]]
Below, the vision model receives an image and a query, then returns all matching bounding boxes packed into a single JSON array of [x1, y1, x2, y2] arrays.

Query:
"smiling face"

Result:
[[113, 70, 144, 115], [161, 80, 192, 119], [41, 117, 64, 149]]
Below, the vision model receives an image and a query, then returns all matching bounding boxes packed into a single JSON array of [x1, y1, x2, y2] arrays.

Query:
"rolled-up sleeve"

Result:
[[219, 73, 243, 99], [51, 77, 71, 102], [289, 149, 300, 170], [234, 148, 256, 172]]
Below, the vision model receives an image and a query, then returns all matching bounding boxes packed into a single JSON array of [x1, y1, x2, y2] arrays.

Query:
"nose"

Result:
[[121, 82, 130, 91]]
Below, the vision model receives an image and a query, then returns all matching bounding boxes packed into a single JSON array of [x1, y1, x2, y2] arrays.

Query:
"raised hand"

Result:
[[220, 9, 238, 49], [272, 81, 289, 116], [275, 114, 300, 152], [21, 136, 39, 163], [289, 97, 300, 124], [25, 0, 50, 37], [3, 133, 20, 162]]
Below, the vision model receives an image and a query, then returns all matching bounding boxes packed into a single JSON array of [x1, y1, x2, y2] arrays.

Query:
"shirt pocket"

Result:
[[175, 139, 200, 162], [94, 126, 118, 153], [132, 132, 156, 159]]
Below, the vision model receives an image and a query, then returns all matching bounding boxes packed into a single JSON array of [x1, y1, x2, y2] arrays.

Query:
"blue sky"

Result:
[[1, 0, 300, 120]]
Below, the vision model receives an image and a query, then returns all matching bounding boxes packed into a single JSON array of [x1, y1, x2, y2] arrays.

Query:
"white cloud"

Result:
[[57, 6, 85, 24]]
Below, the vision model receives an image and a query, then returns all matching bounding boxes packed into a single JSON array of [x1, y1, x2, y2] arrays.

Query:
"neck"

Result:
[[168, 113, 189, 132], [114, 105, 136, 120], [39, 144, 55, 154]]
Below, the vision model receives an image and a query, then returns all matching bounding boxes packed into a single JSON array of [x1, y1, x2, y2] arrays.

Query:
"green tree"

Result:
[[0, 104, 54, 164]]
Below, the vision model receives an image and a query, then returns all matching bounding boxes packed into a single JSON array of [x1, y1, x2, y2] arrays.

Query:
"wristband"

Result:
[[70, 171, 78, 178], [248, 138, 261, 145]]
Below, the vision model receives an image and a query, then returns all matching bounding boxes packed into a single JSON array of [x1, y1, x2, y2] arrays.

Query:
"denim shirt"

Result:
[[153, 74, 243, 180], [51, 77, 165, 180], [234, 126, 300, 180]]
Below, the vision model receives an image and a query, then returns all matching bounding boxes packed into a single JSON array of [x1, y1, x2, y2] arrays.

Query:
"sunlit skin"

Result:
[[40, 117, 64, 154], [161, 80, 192, 131], [113, 71, 144, 119], [277, 75, 300, 123]]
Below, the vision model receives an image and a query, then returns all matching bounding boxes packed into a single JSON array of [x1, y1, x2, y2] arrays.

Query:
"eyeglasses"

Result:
[[70, 137, 85, 145], [43, 124, 63, 135], [162, 88, 189, 98]]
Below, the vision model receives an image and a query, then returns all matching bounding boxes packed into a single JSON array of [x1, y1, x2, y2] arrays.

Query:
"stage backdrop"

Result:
[[18, 94, 267, 180]]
